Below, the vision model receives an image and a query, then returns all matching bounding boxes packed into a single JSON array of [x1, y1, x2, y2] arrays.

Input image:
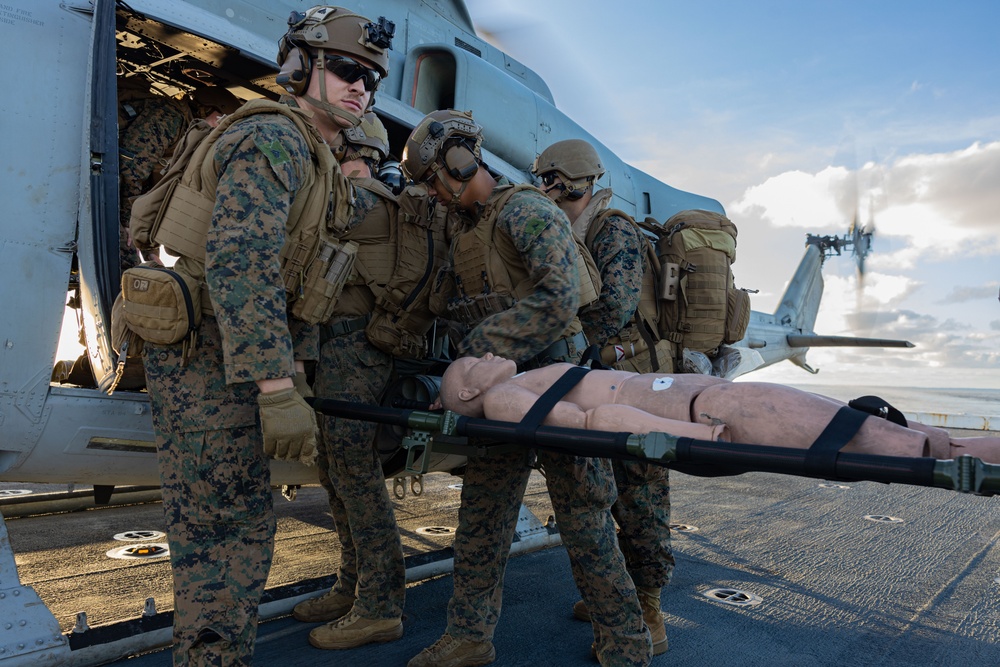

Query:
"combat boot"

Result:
[[637, 586, 668, 655], [407, 633, 496, 667], [292, 588, 355, 623], [308, 611, 403, 650]]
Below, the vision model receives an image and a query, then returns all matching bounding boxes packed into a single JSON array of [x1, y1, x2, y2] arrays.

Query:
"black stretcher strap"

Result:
[[848, 395, 908, 426], [514, 365, 590, 442], [803, 405, 870, 478]]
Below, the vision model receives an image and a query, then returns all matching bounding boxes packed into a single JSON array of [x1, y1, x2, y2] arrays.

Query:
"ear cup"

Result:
[[276, 46, 311, 96], [444, 144, 478, 181]]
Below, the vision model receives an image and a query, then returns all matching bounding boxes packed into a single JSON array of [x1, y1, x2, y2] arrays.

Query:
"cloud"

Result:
[[726, 142, 1000, 270], [938, 283, 1000, 304]]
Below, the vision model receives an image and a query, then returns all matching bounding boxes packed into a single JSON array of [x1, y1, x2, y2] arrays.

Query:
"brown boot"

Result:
[[572, 599, 592, 622], [637, 586, 668, 655], [308, 611, 403, 650], [407, 633, 496, 667], [292, 588, 355, 623]]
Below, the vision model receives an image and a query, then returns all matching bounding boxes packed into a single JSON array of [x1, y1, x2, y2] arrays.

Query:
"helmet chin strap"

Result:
[[303, 48, 363, 128], [432, 163, 474, 216], [543, 177, 588, 203]]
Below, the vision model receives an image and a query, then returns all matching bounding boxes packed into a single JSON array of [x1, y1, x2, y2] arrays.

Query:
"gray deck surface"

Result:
[[9, 465, 991, 666]]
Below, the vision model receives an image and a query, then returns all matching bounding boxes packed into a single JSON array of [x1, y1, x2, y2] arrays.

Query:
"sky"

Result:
[[466, 0, 1000, 390]]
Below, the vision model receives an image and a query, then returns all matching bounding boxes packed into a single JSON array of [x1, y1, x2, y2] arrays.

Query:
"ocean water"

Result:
[[782, 383, 1000, 421]]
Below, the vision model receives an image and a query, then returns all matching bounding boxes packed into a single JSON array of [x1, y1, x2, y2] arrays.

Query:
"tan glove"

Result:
[[291, 370, 313, 398], [257, 387, 318, 466]]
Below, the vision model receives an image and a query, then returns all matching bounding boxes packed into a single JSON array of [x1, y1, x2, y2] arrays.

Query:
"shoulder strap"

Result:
[[514, 365, 590, 441]]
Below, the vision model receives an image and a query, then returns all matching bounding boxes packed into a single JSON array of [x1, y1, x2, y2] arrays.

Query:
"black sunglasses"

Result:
[[540, 172, 561, 187], [323, 55, 381, 91]]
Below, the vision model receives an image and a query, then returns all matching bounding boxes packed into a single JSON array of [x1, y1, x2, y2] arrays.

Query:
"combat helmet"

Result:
[[531, 139, 605, 201], [343, 112, 390, 164], [276, 5, 395, 127], [401, 109, 484, 184]]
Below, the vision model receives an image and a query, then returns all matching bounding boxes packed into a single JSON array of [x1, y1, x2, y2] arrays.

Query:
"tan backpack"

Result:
[[127, 99, 356, 326], [645, 210, 751, 358]]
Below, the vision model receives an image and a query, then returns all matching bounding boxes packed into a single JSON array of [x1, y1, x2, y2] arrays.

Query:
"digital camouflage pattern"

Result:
[[446, 186, 651, 666], [456, 186, 582, 365], [314, 329, 404, 619], [118, 96, 190, 269], [206, 112, 319, 383], [310, 182, 405, 621], [143, 319, 272, 667], [580, 210, 643, 347], [611, 461, 674, 589], [582, 200, 675, 595], [142, 107, 323, 665]]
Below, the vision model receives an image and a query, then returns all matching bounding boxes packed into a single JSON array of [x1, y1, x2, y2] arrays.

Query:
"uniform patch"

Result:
[[614, 345, 625, 361], [254, 136, 291, 167], [523, 216, 546, 237], [652, 377, 673, 391]]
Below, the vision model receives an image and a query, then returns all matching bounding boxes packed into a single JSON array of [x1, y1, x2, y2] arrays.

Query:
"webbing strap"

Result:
[[514, 365, 590, 442], [803, 406, 870, 478], [848, 395, 908, 427]]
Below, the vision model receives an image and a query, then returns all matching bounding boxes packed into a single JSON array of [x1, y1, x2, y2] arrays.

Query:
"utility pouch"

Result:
[[106, 292, 147, 394], [120, 265, 202, 346], [365, 310, 427, 359], [724, 287, 751, 344], [288, 239, 359, 325]]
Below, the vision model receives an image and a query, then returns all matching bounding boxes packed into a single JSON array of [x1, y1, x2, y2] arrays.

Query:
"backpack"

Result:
[[128, 99, 355, 326], [364, 182, 451, 359], [129, 118, 214, 256], [642, 209, 751, 359]]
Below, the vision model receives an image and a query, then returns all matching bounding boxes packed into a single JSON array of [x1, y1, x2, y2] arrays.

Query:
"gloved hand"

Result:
[[257, 387, 318, 465], [291, 370, 313, 399]]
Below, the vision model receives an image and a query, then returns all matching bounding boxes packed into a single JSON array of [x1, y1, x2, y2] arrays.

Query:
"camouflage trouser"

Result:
[[447, 450, 651, 667], [313, 328, 405, 619], [611, 460, 674, 588], [143, 319, 275, 666]]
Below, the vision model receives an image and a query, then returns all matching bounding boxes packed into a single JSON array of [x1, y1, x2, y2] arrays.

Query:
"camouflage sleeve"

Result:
[[580, 214, 644, 346], [205, 114, 310, 384], [118, 100, 187, 201], [458, 190, 581, 363], [289, 319, 320, 362]]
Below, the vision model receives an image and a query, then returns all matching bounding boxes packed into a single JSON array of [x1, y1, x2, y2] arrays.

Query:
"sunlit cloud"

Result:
[[939, 283, 1000, 304]]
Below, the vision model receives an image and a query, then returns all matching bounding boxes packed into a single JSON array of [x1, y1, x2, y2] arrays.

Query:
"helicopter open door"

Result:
[[76, 0, 122, 392]]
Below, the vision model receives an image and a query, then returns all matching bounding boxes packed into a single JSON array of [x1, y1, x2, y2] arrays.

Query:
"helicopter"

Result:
[[0, 0, 912, 494], [0, 1, 927, 664]]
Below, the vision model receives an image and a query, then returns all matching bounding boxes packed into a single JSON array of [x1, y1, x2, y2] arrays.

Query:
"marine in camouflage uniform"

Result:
[[578, 194, 674, 598], [576, 198, 673, 651], [142, 108, 321, 666], [403, 111, 650, 667], [533, 140, 672, 656], [298, 172, 405, 631], [141, 5, 394, 662], [118, 91, 190, 269]]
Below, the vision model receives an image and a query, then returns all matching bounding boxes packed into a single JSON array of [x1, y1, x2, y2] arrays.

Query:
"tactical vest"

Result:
[[447, 183, 601, 327], [334, 177, 396, 317], [363, 183, 450, 359], [576, 192, 674, 373], [136, 99, 355, 326], [651, 210, 751, 360]]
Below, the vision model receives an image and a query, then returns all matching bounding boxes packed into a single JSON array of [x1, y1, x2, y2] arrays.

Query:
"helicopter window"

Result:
[[411, 51, 456, 114], [643, 192, 652, 216]]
